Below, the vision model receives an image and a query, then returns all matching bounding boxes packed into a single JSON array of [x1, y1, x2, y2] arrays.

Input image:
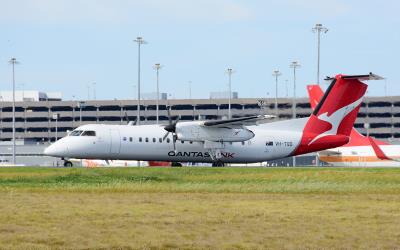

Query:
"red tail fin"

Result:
[[306, 85, 324, 110], [307, 83, 389, 147], [294, 74, 370, 155]]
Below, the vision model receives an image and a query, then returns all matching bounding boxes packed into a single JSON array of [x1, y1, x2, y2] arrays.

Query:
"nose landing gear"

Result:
[[62, 158, 73, 167], [212, 161, 225, 167]]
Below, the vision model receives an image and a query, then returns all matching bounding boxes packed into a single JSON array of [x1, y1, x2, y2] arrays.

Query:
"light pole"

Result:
[[134, 36, 147, 125], [77, 101, 86, 125], [92, 82, 96, 100], [188, 81, 194, 120], [312, 23, 328, 85], [20, 83, 25, 101], [290, 61, 301, 167], [272, 70, 282, 116], [285, 79, 288, 97], [226, 68, 235, 119], [188, 81, 192, 99], [52, 113, 60, 141], [9, 58, 19, 165], [384, 78, 387, 97], [153, 63, 162, 124], [87, 85, 90, 99], [365, 101, 370, 137]]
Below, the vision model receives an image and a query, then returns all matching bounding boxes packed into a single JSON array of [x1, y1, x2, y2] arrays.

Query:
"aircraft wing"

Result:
[[202, 115, 275, 128], [368, 137, 400, 162]]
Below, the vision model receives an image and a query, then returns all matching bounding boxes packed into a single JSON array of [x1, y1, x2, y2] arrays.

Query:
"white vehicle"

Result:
[[45, 74, 381, 167], [307, 84, 400, 167]]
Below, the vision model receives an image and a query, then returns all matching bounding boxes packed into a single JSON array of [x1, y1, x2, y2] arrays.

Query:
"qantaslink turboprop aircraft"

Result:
[[44, 73, 382, 167]]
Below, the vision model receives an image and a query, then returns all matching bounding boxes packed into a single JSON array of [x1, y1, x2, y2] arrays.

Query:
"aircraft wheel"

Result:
[[64, 161, 73, 167], [212, 161, 225, 167], [171, 162, 182, 167]]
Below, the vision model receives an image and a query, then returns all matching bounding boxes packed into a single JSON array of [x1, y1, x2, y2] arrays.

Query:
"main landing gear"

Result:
[[212, 161, 225, 167], [171, 162, 182, 167]]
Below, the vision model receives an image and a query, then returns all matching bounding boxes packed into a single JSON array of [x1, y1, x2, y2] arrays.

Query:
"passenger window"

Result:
[[139, 137, 142, 142], [153, 138, 156, 143], [190, 141, 193, 144], [181, 141, 184, 144], [123, 137, 127, 141], [145, 138, 149, 142], [159, 138, 162, 143], [81, 131, 96, 136], [129, 137, 132, 142], [241, 141, 245, 146], [166, 138, 170, 143]]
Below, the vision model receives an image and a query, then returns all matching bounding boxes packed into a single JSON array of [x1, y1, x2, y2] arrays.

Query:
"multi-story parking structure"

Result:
[[0, 96, 399, 143]]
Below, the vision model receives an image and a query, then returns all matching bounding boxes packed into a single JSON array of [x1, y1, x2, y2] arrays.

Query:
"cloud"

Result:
[[0, 0, 255, 24]]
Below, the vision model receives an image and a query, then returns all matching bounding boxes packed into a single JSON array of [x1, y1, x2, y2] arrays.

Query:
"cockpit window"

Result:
[[81, 131, 96, 136], [70, 130, 83, 136]]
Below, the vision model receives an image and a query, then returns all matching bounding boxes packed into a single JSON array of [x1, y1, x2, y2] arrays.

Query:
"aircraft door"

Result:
[[110, 129, 121, 154]]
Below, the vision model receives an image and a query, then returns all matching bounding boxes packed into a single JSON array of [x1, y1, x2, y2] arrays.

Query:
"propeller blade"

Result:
[[173, 116, 180, 125], [162, 131, 169, 141], [164, 115, 178, 133], [124, 112, 130, 123], [172, 134, 177, 152], [167, 106, 172, 125]]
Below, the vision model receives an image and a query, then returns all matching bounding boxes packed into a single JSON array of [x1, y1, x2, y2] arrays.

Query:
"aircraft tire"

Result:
[[171, 162, 182, 167], [212, 161, 225, 167], [64, 161, 73, 167]]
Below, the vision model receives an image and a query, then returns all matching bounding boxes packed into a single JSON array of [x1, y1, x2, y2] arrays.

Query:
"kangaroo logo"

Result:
[[308, 96, 364, 145]]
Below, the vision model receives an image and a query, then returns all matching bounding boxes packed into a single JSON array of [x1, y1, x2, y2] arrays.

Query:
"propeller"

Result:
[[163, 107, 179, 151], [125, 112, 137, 126]]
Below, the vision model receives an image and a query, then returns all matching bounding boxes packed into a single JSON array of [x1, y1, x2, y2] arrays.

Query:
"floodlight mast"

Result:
[[225, 68, 235, 119], [272, 70, 282, 116], [188, 81, 192, 100], [290, 61, 301, 167], [134, 37, 147, 125], [153, 63, 163, 124], [92, 82, 96, 100], [9, 58, 19, 165], [188, 81, 194, 120], [312, 23, 328, 85]]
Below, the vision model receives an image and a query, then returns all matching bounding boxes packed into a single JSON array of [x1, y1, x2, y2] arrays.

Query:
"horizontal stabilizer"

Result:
[[325, 73, 384, 81], [318, 149, 342, 156], [368, 137, 399, 161]]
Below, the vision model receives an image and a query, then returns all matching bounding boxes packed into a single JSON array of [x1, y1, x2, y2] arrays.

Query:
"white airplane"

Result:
[[44, 73, 381, 167], [307, 84, 400, 167]]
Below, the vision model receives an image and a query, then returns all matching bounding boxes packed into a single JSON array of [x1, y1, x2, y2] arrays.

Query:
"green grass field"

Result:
[[1, 167, 400, 249]]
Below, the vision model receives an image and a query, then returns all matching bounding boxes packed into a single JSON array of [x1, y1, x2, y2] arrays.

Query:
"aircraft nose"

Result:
[[44, 142, 66, 157]]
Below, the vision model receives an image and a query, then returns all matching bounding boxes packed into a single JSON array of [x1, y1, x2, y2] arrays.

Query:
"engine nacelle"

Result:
[[175, 121, 255, 142]]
